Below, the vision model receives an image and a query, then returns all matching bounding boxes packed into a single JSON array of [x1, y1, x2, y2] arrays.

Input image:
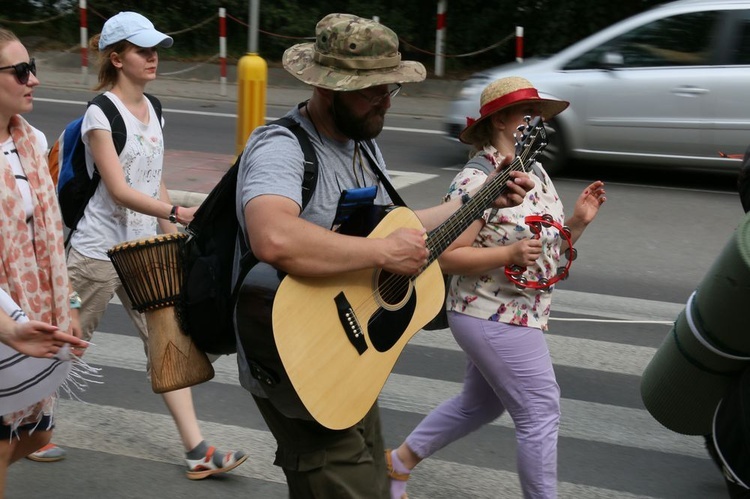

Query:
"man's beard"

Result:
[[332, 93, 386, 141]]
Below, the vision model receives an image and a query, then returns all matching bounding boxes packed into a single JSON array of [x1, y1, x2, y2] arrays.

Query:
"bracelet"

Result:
[[69, 291, 82, 309], [168, 205, 178, 224]]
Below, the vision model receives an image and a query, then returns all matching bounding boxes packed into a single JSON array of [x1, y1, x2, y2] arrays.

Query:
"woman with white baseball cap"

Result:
[[96, 11, 174, 51], [58, 12, 248, 479]]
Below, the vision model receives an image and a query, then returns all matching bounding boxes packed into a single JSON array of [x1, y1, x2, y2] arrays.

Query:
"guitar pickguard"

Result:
[[368, 279, 417, 352]]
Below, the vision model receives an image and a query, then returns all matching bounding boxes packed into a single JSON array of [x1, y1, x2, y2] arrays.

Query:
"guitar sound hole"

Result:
[[368, 270, 417, 353], [376, 271, 410, 307]]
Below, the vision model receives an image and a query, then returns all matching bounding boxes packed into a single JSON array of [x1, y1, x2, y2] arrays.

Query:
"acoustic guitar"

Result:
[[237, 116, 547, 429]]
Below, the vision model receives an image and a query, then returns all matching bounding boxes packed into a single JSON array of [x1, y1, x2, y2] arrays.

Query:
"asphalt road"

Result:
[[6, 86, 744, 498]]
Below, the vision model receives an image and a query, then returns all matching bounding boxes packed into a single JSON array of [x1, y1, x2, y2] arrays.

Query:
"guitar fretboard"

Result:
[[424, 117, 547, 268]]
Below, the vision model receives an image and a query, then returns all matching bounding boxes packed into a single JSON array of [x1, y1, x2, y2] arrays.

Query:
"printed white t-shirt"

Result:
[[70, 92, 165, 260]]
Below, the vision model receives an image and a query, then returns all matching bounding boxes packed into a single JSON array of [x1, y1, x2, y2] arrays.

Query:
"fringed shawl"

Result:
[[0, 115, 72, 420]]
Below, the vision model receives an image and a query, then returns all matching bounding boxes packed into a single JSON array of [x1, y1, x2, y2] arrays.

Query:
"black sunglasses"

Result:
[[0, 58, 37, 85]]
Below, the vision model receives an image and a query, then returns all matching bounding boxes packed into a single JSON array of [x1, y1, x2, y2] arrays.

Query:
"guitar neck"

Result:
[[426, 158, 524, 262]]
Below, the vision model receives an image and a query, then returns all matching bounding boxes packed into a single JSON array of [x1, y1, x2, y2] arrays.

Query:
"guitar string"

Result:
[[360, 123, 543, 318], [366, 160, 519, 315], [351, 123, 544, 327]]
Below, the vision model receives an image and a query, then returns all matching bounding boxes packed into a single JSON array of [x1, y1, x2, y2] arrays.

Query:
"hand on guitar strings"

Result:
[[487, 153, 535, 209], [382, 226, 429, 276]]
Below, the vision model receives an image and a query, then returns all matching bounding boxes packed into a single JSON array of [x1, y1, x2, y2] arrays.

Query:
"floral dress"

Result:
[[445, 147, 565, 331]]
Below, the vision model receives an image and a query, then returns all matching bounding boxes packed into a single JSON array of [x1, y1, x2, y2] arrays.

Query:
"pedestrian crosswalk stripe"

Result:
[[552, 289, 683, 322], [51, 399, 661, 499], [83, 331, 706, 460], [410, 328, 656, 376], [106, 289, 684, 323]]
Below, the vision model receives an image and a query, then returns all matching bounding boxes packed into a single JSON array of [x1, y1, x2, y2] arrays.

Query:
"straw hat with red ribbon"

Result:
[[459, 76, 569, 145]]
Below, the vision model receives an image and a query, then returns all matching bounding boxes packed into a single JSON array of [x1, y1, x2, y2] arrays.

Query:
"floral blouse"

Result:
[[445, 149, 565, 331]]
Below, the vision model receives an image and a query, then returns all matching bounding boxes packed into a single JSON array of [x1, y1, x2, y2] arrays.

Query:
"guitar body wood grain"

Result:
[[272, 206, 445, 429]]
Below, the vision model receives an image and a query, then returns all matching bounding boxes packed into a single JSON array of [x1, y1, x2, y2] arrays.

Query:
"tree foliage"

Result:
[[1, 0, 670, 73]]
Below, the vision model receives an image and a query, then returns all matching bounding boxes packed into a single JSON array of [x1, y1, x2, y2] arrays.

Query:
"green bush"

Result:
[[0, 0, 670, 74]]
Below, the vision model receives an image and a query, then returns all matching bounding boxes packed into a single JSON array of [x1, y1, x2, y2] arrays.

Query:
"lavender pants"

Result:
[[405, 311, 561, 498]]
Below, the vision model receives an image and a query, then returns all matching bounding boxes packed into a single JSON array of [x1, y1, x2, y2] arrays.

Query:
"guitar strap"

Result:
[[359, 140, 407, 207]]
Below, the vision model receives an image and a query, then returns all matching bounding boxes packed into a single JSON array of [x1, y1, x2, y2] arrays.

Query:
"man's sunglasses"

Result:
[[0, 58, 37, 85]]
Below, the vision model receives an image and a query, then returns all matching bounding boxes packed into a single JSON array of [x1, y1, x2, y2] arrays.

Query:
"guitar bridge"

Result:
[[334, 292, 368, 355]]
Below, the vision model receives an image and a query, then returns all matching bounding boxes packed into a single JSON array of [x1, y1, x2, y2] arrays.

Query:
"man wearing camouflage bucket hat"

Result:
[[234, 14, 534, 498]]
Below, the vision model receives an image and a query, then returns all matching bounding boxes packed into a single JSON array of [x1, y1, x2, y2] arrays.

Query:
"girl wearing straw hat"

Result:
[[386, 76, 607, 498]]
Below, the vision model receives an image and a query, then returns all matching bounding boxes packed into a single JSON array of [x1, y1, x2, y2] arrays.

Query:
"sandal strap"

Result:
[[385, 449, 410, 482]]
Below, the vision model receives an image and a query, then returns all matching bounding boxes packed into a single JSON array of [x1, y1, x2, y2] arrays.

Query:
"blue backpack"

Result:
[[52, 93, 162, 233]]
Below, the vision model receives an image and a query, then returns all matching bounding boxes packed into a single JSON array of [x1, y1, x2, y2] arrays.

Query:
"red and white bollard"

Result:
[[516, 26, 524, 63], [80, 0, 88, 84], [219, 8, 227, 96], [435, 0, 447, 77]]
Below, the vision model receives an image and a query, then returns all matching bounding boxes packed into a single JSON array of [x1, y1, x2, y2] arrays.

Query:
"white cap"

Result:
[[99, 12, 173, 51]]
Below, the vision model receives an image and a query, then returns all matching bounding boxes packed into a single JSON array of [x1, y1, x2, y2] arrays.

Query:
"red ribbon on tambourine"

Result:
[[504, 214, 576, 291]]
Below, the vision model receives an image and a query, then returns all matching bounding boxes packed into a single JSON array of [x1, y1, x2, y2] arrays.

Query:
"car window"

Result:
[[728, 14, 750, 64], [564, 11, 720, 70]]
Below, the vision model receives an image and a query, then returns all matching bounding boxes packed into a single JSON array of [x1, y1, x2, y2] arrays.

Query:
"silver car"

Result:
[[444, 0, 750, 174]]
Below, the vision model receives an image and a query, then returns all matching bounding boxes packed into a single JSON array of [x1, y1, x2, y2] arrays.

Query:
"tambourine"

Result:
[[504, 214, 577, 291]]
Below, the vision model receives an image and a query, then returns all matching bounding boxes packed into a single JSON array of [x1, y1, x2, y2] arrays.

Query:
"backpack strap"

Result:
[[465, 154, 547, 186], [230, 117, 321, 314], [271, 116, 318, 210], [89, 94, 127, 157], [235, 116, 320, 258], [144, 93, 163, 126], [89, 93, 162, 157], [63, 94, 127, 247], [359, 139, 407, 207]]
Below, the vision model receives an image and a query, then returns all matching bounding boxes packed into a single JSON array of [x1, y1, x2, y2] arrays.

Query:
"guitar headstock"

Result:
[[514, 116, 548, 172]]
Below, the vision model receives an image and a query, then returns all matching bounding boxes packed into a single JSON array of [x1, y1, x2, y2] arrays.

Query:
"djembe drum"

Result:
[[108, 233, 214, 393]]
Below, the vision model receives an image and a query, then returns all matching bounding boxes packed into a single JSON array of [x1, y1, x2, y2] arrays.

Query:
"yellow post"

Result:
[[236, 52, 267, 155]]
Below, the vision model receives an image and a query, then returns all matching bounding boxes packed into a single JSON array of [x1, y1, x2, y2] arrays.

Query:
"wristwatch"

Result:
[[169, 205, 178, 224], [69, 291, 82, 309]]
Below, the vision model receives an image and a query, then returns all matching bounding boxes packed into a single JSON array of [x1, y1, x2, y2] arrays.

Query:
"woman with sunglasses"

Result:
[[0, 28, 91, 493], [61, 12, 247, 479]]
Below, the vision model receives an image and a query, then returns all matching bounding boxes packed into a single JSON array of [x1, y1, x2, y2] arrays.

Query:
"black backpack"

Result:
[[53, 93, 162, 237], [177, 117, 319, 355]]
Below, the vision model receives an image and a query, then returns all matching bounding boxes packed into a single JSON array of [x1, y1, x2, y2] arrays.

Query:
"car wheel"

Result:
[[539, 118, 567, 176]]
